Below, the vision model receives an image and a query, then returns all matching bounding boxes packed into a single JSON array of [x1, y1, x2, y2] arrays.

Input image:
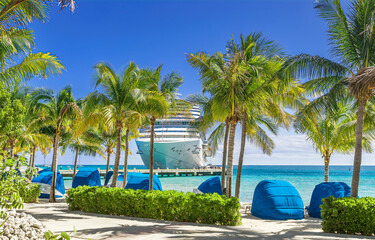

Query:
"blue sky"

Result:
[[30, 0, 372, 166]]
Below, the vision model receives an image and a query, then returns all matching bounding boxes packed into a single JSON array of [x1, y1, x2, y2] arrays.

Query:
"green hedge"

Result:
[[18, 183, 41, 203], [66, 186, 242, 226], [321, 196, 375, 236]]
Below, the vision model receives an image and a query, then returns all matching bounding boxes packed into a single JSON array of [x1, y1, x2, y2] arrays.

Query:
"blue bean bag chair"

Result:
[[308, 182, 351, 218], [198, 177, 222, 195], [251, 180, 304, 220], [125, 173, 162, 191], [32, 169, 65, 198], [72, 168, 102, 188]]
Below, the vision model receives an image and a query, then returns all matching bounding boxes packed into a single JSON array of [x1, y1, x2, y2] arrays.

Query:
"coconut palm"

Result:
[[347, 67, 375, 196], [0, 2, 64, 87], [187, 51, 243, 197], [100, 127, 116, 176], [0, 0, 48, 31], [285, 0, 375, 197], [187, 32, 299, 197], [30, 86, 81, 202], [138, 66, 183, 191], [120, 116, 142, 188], [61, 129, 103, 178], [225, 33, 305, 198], [295, 96, 375, 182], [187, 93, 229, 191], [86, 62, 140, 188]]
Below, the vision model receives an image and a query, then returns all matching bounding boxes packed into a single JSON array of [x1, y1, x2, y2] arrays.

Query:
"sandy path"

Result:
[[20, 201, 375, 240]]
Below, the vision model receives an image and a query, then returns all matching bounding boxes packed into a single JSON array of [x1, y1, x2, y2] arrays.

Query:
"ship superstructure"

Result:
[[136, 104, 211, 169]]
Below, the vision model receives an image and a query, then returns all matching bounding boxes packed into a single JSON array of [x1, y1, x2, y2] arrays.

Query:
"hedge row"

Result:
[[321, 196, 375, 236], [66, 186, 241, 226], [18, 182, 41, 203]]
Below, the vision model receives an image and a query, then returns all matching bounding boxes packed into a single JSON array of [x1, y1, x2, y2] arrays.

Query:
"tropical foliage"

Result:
[[286, 0, 375, 197], [138, 66, 183, 190], [188, 32, 305, 197]]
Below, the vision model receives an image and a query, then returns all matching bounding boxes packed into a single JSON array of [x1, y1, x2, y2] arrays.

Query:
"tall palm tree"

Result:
[[30, 86, 81, 202], [187, 32, 298, 197], [187, 94, 229, 192], [86, 62, 140, 188], [139, 66, 183, 191], [224, 33, 305, 198], [187, 51, 243, 197], [120, 116, 142, 188], [348, 67, 375, 196], [286, 0, 375, 197]]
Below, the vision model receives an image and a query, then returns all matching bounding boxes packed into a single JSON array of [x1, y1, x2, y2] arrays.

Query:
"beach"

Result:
[[21, 200, 374, 240]]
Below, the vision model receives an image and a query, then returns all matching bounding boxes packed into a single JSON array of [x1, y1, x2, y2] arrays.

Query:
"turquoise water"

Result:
[[38, 165, 375, 204]]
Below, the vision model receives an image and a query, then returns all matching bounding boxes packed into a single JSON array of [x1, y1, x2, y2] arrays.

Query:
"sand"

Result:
[[20, 200, 375, 240]]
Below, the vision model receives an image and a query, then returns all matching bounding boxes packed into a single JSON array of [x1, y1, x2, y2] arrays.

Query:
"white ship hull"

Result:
[[136, 139, 206, 169]]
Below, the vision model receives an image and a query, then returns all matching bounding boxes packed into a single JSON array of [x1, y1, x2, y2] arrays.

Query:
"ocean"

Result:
[[40, 165, 375, 204]]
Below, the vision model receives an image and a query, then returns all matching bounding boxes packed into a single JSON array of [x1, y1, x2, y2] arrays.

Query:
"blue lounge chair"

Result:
[[251, 180, 304, 220]]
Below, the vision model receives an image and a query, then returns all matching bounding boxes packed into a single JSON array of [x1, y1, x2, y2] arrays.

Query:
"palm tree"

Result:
[[139, 66, 183, 191], [30, 86, 81, 202], [120, 117, 142, 188], [6, 86, 51, 167], [0, 0, 48, 31], [224, 33, 305, 198], [0, 7, 64, 87], [187, 51, 242, 197], [100, 127, 116, 176], [187, 32, 298, 197], [295, 96, 375, 182], [347, 67, 375, 196], [87, 62, 140, 188], [285, 0, 375, 197], [187, 94, 229, 192], [61, 129, 103, 178]]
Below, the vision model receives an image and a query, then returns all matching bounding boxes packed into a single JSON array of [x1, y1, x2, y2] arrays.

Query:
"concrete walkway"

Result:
[[21, 201, 375, 240]]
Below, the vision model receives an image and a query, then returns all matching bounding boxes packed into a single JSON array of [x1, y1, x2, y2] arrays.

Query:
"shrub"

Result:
[[18, 183, 41, 203], [66, 186, 242, 226], [321, 196, 375, 236]]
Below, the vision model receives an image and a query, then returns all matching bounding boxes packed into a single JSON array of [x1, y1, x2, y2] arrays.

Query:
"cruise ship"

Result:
[[135, 104, 212, 169]]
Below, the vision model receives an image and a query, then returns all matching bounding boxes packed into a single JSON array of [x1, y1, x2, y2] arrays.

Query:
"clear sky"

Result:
[[29, 0, 371, 166]]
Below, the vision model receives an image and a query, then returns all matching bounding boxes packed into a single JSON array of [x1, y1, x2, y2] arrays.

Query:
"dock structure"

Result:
[[59, 168, 224, 178]]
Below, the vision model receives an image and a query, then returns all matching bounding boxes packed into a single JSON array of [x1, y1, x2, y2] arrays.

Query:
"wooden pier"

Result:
[[59, 168, 224, 178]]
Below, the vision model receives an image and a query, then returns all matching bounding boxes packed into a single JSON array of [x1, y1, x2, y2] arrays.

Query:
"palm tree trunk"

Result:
[[122, 128, 130, 189], [111, 123, 122, 188], [149, 117, 156, 191], [31, 146, 36, 168], [235, 113, 247, 198], [49, 132, 60, 203], [351, 99, 367, 197], [221, 121, 229, 192], [73, 148, 79, 179], [105, 146, 111, 175], [9, 140, 14, 159], [226, 119, 237, 198], [324, 153, 330, 182], [29, 148, 33, 167]]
